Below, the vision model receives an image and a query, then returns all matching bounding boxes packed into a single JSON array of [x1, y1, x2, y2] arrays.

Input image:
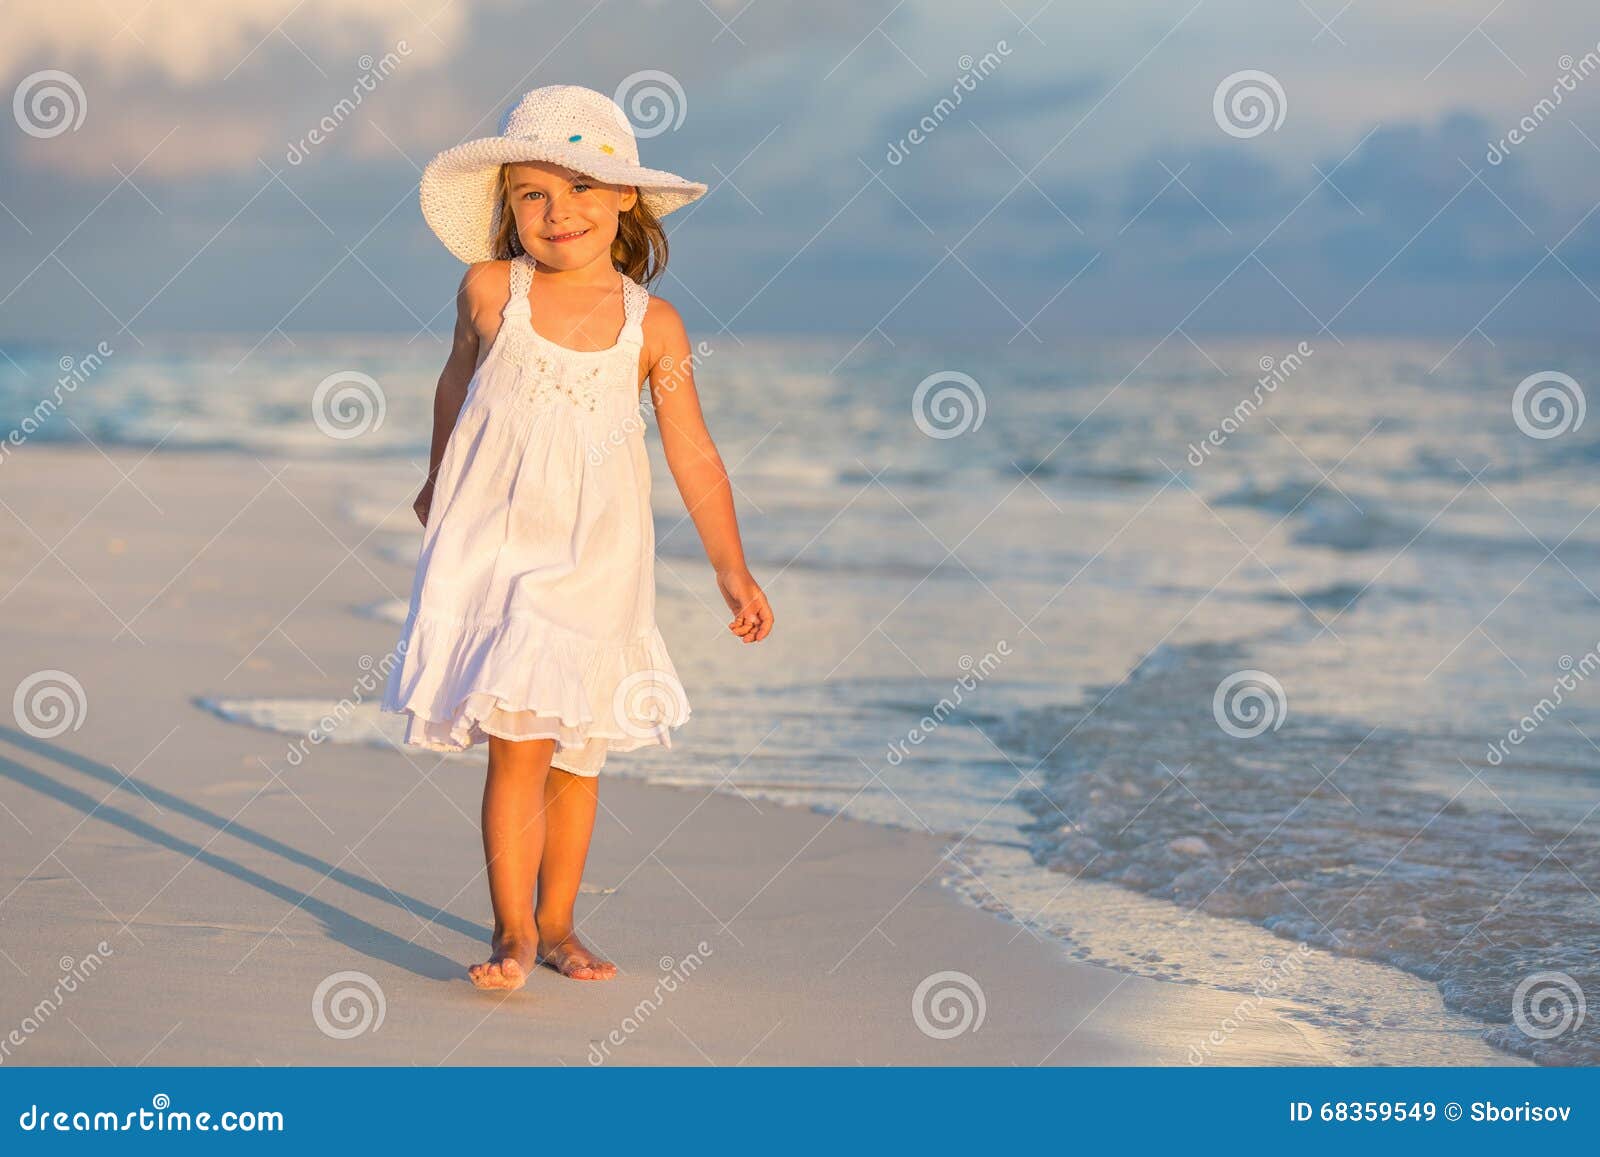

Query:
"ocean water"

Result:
[[10, 332, 1598, 1064]]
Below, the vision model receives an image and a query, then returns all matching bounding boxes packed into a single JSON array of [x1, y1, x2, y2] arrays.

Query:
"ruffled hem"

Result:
[[380, 610, 691, 772]]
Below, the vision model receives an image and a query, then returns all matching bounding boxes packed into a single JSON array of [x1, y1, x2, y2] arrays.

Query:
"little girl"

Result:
[[381, 84, 774, 992]]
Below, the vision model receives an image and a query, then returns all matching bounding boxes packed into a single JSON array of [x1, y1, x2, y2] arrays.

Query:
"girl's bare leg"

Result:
[[467, 736, 553, 990], [535, 768, 618, 980]]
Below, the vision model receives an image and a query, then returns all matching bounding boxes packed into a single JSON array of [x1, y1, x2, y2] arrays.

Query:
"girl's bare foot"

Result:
[[536, 929, 617, 980], [468, 934, 536, 990]]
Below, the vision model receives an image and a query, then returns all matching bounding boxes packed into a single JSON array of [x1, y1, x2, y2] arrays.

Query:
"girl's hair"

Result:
[[491, 163, 669, 286]]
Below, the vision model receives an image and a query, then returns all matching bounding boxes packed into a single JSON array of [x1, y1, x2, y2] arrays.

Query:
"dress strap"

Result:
[[503, 252, 533, 319], [620, 275, 648, 343]]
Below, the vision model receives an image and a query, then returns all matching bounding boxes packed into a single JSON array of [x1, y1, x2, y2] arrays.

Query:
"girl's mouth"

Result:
[[544, 228, 589, 244]]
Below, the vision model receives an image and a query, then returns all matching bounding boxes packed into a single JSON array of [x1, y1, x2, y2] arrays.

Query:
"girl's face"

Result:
[[506, 160, 637, 271]]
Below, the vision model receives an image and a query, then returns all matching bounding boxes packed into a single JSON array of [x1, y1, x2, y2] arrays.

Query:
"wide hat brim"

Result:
[[420, 136, 708, 264]]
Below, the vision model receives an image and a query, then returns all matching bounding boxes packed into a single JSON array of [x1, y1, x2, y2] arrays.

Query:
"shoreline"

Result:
[[0, 445, 1522, 1065]]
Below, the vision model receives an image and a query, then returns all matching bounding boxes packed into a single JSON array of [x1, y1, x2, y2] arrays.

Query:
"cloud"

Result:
[[0, 0, 454, 87], [3, 0, 1598, 338]]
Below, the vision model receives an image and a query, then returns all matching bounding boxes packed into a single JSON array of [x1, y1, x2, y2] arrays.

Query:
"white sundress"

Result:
[[381, 252, 691, 775]]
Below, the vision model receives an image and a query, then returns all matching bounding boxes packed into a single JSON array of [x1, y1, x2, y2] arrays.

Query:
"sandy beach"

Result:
[[0, 442, 1447, 1066]]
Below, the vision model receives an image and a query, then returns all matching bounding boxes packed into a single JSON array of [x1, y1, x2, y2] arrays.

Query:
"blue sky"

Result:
[[3, 0, 1599, 345]]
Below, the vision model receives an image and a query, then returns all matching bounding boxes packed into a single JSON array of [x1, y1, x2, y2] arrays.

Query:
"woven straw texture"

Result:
[[420, 84, 707, 263]]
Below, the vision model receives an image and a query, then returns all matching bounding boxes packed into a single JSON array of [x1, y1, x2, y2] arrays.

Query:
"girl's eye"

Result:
[[522, 184, 587, 199]]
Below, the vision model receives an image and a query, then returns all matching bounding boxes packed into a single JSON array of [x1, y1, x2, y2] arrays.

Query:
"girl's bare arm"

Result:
[[415, 266, 488, 524], [645, 297, 774, 642]]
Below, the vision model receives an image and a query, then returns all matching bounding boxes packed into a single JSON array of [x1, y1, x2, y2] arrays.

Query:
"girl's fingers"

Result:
[[729, 598, 773, 642]]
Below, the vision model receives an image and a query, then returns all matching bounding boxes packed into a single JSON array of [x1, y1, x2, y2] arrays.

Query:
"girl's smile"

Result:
[[505, 161, 633, 270]]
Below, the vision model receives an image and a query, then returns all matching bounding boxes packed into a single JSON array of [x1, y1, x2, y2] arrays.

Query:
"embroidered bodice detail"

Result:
[[495, 252, 647, 415]]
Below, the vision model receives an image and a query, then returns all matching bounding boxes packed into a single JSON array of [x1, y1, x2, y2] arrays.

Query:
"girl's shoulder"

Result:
[[637, 286, 681, 336], [637, 289, 694, 377], [460, 258, 515, 307], [457, 259, 517, 337]]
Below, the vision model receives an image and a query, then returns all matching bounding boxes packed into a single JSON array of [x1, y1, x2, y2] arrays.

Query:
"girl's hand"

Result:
[[717, 567, 774, 644], [413, 481, 434, 527]]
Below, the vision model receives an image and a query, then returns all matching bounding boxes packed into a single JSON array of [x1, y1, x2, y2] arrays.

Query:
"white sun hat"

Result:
[[419, 84, 708, 263]]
